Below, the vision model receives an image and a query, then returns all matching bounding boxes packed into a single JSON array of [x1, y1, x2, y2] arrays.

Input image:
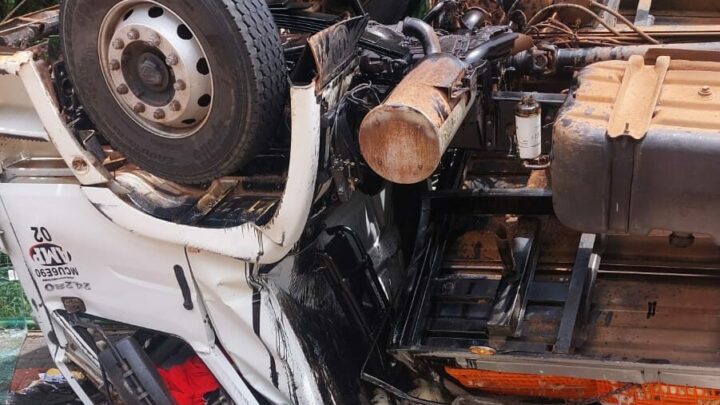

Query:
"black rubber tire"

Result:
[[61, 0, 287, 184]]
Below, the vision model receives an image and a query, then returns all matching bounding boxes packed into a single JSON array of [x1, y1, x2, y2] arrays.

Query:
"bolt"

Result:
[[153, 109, 166, 120], [165, 53, 179, 66], [699, 85, 713, 97], [71, 157, 88, 173], [169, 100, 181, 112], [116, 84, 129, 95], [146, 33, 161, 47], [127, 28, 139, 40], [173, 80, 186, 91], [109, 59, 120, 71], [533, 54, 548, 69], [133, 103, 146, 113], [111, 38, 125, 50]]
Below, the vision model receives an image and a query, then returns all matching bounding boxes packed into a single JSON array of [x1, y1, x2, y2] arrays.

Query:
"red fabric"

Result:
[[157, 355, 220, 405]]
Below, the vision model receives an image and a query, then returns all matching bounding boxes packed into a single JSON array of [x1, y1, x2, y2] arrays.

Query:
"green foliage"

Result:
[[411, 0, 434, 18], [0, 255, 30, 320], [0, 0, 58, 21], [0, 282, 30, 319]]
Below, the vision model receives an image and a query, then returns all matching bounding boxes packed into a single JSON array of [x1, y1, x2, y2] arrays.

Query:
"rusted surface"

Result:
[[581, 274, 720, 364], [306, 16, 366, 91], [461, 0, 553, 25], [0, 6, 59, 48], [558, 57, 720, 136], [359, 54, 471, 184], [607, 55, 669, 139], [445, 216, 518, 264]]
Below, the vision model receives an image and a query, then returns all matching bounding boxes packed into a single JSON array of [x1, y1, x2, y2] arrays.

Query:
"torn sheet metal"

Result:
[[0, 51, 109, 185], [83, 81, 322, 263]]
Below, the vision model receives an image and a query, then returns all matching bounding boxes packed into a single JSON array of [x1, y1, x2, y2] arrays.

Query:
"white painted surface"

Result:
[[0, 51, 110, 184], [82, 82, 321, 263], [516, 113, 542, 160]]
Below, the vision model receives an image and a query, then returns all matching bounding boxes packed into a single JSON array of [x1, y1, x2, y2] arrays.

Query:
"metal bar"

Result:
[[601, 0, 622, 27], [316, 253, 375, 342], [409, 222, 450, 345], [553, 233, 599, 354], [608, 138, 635, 233], [394, 337, 720, 389], [427, 189, 554, 216], [326, 225, 390, 310], [487, 218, 542, 337], [394, 199, 434, 345], [2, 157, 73, 180], [635, 0, 654, 26], [493, 91, 568, 106], [549, 42, 720, 71]]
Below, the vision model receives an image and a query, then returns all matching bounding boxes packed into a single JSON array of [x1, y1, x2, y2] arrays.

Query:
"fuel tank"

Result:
[[552, 55, 720, 242], [359, 54, 473, 184]]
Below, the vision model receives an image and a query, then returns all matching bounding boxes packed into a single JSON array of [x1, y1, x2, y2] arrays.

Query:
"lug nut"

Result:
[[133, 103, 146, 113], [127, 28, 139, 40], [169, 100, 181, 112], [116, 84, 129, 95], [153, 109, 166, 120], [146, 33, 161, 47], [111, 38, 125, 50], [173, 80, 186, 91], [699, 85, 713, 97], [166, 53, 179, 66], [109, 59, 120, 71]]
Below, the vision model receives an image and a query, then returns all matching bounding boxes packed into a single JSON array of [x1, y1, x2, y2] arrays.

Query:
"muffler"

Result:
[[359, 19, 475, 185]]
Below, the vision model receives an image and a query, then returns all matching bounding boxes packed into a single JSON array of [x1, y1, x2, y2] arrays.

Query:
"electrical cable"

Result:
[[591, 1, 659, 44]]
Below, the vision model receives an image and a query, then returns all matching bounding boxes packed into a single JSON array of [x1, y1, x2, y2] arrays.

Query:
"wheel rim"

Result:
[[98, 0, 213, 139]]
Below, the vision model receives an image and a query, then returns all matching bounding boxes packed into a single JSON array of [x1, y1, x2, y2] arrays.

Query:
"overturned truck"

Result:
[[2, 0, 720, 404]]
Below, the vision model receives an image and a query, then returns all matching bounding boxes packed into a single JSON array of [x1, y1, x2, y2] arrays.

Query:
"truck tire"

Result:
[[61, 0, 287, 184]]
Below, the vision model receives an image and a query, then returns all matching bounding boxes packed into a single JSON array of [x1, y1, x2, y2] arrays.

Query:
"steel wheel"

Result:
[[61, 0, 287, 184], [98, 1, 213, 139]]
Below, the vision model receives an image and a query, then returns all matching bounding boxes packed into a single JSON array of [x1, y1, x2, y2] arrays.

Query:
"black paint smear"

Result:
[[252, 287, 280, 389]]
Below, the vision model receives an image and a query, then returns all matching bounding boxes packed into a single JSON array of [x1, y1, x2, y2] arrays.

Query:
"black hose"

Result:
[[402, 17, 442, 55], [464, 32, 519, 65], [422, 1, 447, 23], [462, 8, 487, 30]]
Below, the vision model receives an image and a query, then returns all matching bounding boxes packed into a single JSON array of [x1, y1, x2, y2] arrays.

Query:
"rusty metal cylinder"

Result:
[[359, 54, 472, 184]]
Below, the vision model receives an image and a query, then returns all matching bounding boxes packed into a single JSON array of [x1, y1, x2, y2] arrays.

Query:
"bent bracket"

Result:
[[607, 55, 670, 140], [0, 51, 110, 184]]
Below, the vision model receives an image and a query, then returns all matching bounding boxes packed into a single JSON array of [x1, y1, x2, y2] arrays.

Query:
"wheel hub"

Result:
[[137, 53, 168, 89], [99, 1, 214, 139]]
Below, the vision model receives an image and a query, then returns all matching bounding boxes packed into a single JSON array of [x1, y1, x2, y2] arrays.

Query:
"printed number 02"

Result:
[[31, 227, 52, 243]]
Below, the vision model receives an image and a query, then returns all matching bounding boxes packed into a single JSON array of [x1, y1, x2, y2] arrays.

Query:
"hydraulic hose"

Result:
[[402, 17, 442, 55]]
